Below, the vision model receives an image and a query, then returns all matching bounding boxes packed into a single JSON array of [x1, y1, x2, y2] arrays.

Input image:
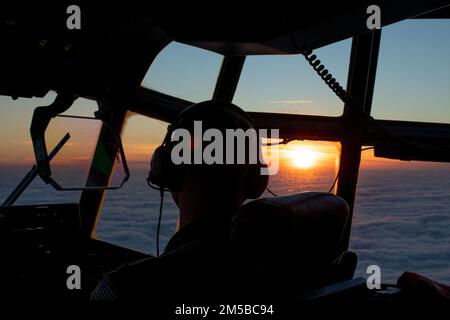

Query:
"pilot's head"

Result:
[[148, 100, 268, 226]]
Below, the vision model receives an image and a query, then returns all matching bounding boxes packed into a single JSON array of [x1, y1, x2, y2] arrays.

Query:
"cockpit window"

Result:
[[96, 112, 178, 254], [141, 42, 223, 102], [0, 92, 97, 205], [233, 39, 352, 116], [371, 19, 450, 123], [261, 140, 340, 196], [350, 150, 450, 284]]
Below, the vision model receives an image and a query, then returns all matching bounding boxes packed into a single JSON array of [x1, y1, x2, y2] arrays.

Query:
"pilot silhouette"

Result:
[[91, 100, 269, 306]]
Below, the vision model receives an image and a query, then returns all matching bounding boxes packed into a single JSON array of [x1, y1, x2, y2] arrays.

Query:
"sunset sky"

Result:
[[0, 19, 449, 172]]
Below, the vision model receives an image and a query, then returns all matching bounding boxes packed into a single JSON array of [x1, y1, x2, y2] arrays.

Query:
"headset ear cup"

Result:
[[149, 144, 184, 192], [149, 145, 166, 188], [164, 143, 184, 192], [245, 164, 269, 199]]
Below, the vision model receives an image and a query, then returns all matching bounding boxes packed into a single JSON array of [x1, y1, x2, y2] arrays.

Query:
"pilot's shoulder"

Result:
[[111, 253, 177, 281], [93, 254, 177, 301]]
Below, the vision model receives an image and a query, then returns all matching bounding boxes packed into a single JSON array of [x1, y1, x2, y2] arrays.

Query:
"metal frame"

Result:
[[46, 115, 130, 192], [337, 30, 381, 251], [130, 88, 450, 147], [2, 133, 70, 206], [79, 108, 128, 238], [212, 56, 246, 102]]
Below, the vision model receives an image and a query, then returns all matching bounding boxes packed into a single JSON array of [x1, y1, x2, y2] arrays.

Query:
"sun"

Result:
[[289, 147, 319, 168]]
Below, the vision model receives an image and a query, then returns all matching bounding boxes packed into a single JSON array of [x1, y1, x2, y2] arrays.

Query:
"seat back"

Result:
[[231, 192, 352, 291]]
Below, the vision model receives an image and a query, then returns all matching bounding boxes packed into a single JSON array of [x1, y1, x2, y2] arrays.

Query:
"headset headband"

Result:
[[163, 100, 256, 146]]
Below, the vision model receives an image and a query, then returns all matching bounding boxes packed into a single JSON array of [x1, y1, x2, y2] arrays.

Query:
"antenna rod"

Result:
[[2, 133, 70, 206]]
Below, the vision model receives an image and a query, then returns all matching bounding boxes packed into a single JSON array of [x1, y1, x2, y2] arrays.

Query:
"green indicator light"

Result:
[[38, 39, 48, 48], [4, 20, 16, 26]]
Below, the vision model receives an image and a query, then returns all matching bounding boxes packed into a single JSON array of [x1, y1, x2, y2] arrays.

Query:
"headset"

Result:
[[147, 100, 269, 199]]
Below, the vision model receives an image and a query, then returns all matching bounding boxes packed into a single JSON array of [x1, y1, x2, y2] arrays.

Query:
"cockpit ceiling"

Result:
[[158, 1, 450, 55], [0, 1, 449, 99]]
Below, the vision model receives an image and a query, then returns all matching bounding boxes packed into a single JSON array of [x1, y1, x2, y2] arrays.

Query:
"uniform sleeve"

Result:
[[90, 276, 119, 301]]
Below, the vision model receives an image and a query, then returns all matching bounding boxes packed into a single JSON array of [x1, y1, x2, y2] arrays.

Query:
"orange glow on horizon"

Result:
[[2, 134, 450, 173], [287, 146, 321, 169]]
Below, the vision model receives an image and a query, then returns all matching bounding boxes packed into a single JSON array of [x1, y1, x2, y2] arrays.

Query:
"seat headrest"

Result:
[[231, 192, 350, 270]]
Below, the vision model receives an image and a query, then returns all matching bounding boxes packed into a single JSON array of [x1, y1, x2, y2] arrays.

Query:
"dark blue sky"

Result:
[[144, 18, 450, 123]]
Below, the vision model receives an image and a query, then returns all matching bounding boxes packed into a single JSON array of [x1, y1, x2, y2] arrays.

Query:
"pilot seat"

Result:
[[231, 192, 357, 298]]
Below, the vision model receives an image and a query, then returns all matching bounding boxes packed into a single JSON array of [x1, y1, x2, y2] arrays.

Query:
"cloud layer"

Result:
[[1, 165, 449, 285]]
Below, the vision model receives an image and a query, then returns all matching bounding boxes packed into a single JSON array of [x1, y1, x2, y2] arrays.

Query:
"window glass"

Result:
[[372, 19, 450, 123], [141, 42, 223, 102], [233, 39, 352, 116], [350, 150, 450, 284], [96, 116, 340, 254], [0, 92, 97, 205], [261, 140, 340, 197], [96, 113, 178, 254]]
